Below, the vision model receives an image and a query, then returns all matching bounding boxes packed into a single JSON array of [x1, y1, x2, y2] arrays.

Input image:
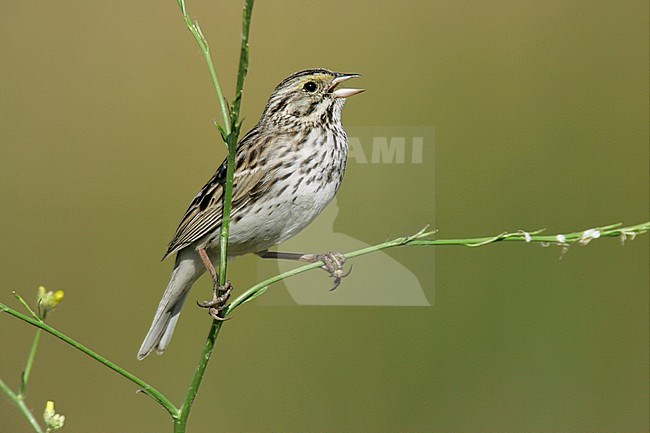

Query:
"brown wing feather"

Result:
[[162, 127, 274, 259]]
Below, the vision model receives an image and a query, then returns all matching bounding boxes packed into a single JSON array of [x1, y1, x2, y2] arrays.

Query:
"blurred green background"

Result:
[[1, 1, 648, 431]]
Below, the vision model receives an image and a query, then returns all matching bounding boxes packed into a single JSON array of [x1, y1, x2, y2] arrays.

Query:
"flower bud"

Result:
[[37, 286, 64, 319], [43, 400, 65, 430]]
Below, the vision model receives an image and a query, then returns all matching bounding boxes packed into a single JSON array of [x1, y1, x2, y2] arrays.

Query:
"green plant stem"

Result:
[[174, 320, 225, 432], [219, 0, 254, 287], [176, 0, 231, 134], [174, 1, 254, 432], [19, 329, 41, 397], [0, 378, 44, 433], [3, 292, 48, 432], [13, 292, 39, 321], [225, 221, 650, 314], [217, 141, 237, 288], [0, 305, 178, 418], [407, 222, 650, 247], [231, 0, 253, 119]]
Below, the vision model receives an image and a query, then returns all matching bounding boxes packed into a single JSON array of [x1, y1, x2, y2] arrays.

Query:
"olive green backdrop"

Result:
[[1, 1, 648, 432]]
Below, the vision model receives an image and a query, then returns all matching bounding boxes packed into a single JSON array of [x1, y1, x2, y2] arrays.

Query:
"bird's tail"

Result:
[[137, 249, 207, 360]]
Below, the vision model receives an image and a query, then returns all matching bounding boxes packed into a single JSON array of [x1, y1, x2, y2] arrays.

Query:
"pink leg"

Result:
[[196, 247, 232, 320]]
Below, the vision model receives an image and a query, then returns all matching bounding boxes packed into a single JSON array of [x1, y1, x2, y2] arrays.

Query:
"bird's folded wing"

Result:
[[163, 131, 274, 259]]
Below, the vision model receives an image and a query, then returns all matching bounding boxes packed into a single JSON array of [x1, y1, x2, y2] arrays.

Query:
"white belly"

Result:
[[227, 179, 337, 255]]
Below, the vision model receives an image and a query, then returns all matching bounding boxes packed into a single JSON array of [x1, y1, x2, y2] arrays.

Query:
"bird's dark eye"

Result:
[[302, 81, 318, 93]]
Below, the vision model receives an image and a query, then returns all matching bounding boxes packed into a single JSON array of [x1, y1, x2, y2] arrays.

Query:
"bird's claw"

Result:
[[313, 252, 351, 291], [197, 280, 233, 320]]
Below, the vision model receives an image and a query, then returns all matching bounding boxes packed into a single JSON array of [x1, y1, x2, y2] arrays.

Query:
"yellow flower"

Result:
[[44, 400, 55, 416], [43, 400, 65, 430], [53, 290, 64, 303], [37, 286, 64, 319]]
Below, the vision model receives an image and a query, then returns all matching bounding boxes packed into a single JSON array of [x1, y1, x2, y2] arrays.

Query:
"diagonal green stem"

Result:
[[0, 378, 44, 433], [176, 0, 231, 135], [0, 304, 178, 418], [174, 320, 225, 432], [224, 221, 650, 314]]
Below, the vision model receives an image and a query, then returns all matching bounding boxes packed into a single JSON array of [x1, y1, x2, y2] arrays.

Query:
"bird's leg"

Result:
[[196, 247, 232, 320], [257, 250, 352, 291], [197, 247, 218, 283]]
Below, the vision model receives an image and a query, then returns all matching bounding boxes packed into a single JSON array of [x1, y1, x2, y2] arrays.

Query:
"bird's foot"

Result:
[[197, 280, 233, 321], [301, 252, 352, 291]]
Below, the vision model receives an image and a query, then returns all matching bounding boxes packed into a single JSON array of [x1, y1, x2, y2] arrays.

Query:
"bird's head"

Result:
[[261, 68, 364, 128]]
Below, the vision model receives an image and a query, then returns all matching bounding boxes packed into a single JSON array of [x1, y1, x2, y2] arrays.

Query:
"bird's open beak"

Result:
[[329, 74, 364, 98]]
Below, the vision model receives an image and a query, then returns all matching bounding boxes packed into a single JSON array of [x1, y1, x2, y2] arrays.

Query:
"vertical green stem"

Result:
[[219, 0, 254, 285], [217, 138, 237, 287], [175, 1, 254, 431], [231, 0, 254, 119]]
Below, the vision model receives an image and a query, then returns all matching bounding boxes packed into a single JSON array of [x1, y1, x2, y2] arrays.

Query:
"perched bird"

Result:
[[138, 69, 363, 360]]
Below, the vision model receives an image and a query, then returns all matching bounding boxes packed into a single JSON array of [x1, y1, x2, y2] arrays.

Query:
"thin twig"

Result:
[[0, 378, 44, 433], [19, 330, 41, 398], [225, 221, 650, 315], [0, 304, 178, 418], [176, 0, 231, 134]]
